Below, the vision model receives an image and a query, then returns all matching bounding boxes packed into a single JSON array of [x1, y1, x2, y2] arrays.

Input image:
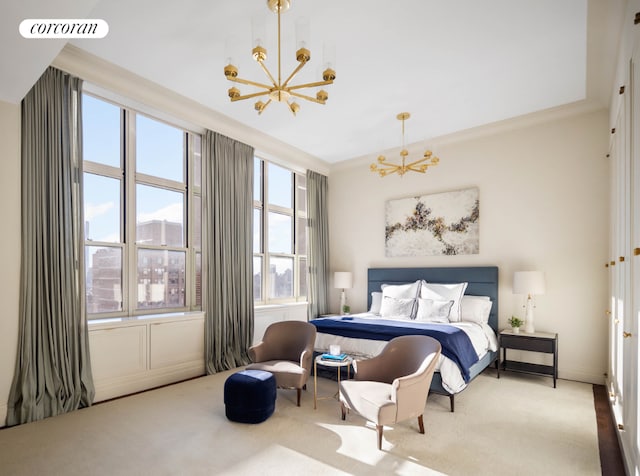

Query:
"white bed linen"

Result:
[[314, 312, 498, 394]]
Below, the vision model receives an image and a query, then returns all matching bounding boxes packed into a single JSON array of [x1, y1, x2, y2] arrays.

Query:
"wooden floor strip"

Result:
[[593, 384, 626, 475]]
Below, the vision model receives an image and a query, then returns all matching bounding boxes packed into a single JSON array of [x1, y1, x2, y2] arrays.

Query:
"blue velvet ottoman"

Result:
[[224, 369, 276, 424]]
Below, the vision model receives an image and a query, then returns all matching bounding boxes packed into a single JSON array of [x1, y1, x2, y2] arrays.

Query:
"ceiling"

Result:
[[0, 0, 624, 164]]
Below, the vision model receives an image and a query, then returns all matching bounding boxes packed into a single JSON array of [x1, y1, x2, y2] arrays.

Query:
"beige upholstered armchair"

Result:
[[247, 321, 317, 407], [339, 335, 441, 450]]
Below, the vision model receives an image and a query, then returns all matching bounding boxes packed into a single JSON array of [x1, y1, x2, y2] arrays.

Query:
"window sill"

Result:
[[254, 302, 308, 313], [88, 311, 205, 330]]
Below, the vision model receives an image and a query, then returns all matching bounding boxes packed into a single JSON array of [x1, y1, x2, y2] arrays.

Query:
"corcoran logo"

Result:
[[19, 19, 109, 39]]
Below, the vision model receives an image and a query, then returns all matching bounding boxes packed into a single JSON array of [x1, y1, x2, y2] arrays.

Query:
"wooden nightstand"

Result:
[[498, 329, 558, 388]]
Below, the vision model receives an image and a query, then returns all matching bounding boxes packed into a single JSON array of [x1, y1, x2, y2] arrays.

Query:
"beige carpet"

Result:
[[0, 369, 600, 476]]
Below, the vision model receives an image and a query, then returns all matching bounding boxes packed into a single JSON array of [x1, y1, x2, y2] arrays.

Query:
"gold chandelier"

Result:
[[223, 0, 336, 116], [370, 113, 440, 177]]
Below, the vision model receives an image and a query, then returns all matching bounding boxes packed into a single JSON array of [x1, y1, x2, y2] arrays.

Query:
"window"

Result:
[[253, 158, 307, 303], [82, 93, 201, 318]]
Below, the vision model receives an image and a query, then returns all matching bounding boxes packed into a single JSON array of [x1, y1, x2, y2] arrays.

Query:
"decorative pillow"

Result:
[[420, 281, 468, 322], [381, 281, 421, 299], [415, 298, 454, 323], [369, 292, 383, 315], [379, 296, 415, 319], [381, 281, 421, 318], [460, 296, 493, 324]]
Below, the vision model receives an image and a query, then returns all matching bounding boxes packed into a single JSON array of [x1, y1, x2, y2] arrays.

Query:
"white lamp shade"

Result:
[[334, 271, 353, 289], [513, 271, 546, 295]]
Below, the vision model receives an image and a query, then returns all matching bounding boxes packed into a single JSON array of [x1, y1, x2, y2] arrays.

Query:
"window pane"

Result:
[[297, 216, 307, 255], [136, 184, 184, 246], [268, 212, 292, 254], [136, 114, 184, 182], [193, 134, 202, 188], [254, 158, 262, 202], [193, 195, 201, 251], [269, 257, 293, 298], [254, 256, 262, 301], [86, 246, 122, 313], [296, 174, 306, 213], [137, 249, 185, 309], [195, 252, 202, 307], [268, 163, 292, 208], [299, 257, 307, 297], [84, 173, 121, 243], [83, 95, 120, 167], [253, 208, 262, 253]]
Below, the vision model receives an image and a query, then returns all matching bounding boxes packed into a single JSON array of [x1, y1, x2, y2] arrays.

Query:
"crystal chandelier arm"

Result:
[[230, 90, 271, 102], [227, 76, 273, 90], [287, 79, 334, 90]]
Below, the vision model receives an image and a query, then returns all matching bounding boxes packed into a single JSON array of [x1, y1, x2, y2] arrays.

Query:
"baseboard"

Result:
[[559, 369, 605, 385], [93, 362, 205, 403]]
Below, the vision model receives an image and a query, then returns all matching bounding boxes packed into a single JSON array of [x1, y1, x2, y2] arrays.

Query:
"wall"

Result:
[[328, 109, 609, 384], [0, 100, 21, 424]]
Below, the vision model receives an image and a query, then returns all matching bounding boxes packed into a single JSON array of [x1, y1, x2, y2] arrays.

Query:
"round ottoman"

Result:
[[224, 369, 276, 424]]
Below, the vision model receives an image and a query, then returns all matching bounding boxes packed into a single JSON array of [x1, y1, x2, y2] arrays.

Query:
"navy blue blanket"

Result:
[[310, 316, 479, 382]]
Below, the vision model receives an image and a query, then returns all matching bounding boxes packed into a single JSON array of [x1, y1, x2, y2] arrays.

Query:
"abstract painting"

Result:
[[385, 187, 479, 257]]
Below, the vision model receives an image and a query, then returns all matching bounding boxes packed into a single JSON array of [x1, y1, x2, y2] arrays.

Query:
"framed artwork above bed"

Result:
[[385, 187, 479, 257]]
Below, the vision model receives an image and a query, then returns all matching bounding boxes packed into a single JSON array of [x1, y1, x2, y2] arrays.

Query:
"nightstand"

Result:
[[498, 330, 558, 388]]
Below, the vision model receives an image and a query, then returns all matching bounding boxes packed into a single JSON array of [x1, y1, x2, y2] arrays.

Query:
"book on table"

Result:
[[321, 353, 348, 362]]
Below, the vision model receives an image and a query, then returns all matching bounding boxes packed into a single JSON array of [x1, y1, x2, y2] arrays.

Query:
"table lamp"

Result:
[[513, 271, 546, 333], [334, 271, 353, 314]]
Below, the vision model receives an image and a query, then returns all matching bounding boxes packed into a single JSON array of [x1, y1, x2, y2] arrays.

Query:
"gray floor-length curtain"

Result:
[[202, 131, 255, 374], [306, 170, 329, 319], [7, 67, 94, 426]]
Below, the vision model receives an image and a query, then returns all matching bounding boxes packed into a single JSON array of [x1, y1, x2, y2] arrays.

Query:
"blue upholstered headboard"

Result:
[[367, 266, 499, 332]]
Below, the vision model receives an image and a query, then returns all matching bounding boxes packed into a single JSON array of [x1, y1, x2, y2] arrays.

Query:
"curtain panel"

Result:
[[306, 170, 329, 319], [7, 67, 94, 426], [202, 131, 255, 374]]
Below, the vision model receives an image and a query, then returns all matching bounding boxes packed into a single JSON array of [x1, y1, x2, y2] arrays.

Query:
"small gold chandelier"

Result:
[[223, 0, 336, 116], [370, 112, 440, 177]]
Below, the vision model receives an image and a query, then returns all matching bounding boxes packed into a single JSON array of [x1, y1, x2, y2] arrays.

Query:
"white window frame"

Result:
[[82, 92, 201, 319], [253, 157, 307, 305]]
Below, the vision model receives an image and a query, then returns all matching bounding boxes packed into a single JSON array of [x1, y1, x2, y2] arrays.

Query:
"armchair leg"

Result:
[[376, 425, 383, 450], [340, 402, 347, 420], [296, 388, 301, 407], [449, 394, 455, 412], [417, 415, 425, 434]]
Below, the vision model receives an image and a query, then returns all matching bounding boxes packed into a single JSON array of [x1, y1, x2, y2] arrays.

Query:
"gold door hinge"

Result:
[[635, 12, 640, 24], [634, 248, 640, 256], [623, 331, 632, 338], [618, 423, 625, 430], [620, 256, 625, 262], [620, 85, 626, 94], [609, 391, 616, 397], [615, 319, 620, 324], [605, 310, 611, 315], [611, 261, 616, 266]]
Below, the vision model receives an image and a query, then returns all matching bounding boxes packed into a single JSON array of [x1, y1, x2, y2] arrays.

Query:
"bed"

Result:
[[310, 266, 499, 412]]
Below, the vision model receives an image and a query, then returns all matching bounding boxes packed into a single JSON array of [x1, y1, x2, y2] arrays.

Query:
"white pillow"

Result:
[[381, 281, 421, 299], [369, 292, 383, 315], [420, 281, 468, 322], [380, 296, 415, 319], [460, 296, 493, 324], [415, 298, 454, 323], [381, 281, 420, 318]]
